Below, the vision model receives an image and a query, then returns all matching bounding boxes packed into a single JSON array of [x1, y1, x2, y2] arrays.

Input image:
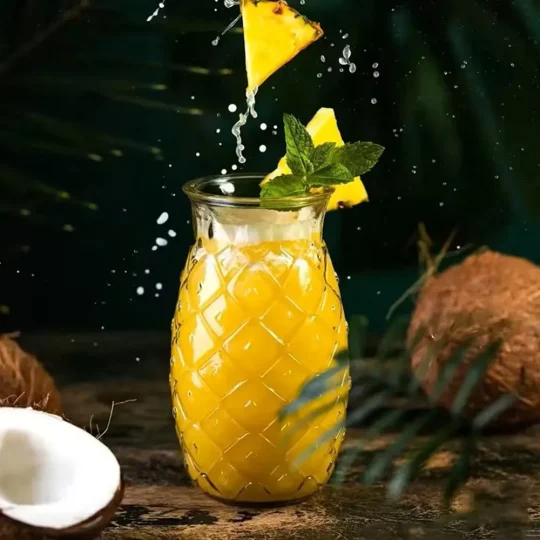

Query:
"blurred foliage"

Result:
[[284, 228, 518, 502], [332, 0, 540, 271], [282, 313, 517, 504], [0, 0, 239, 230], [1, 0, 539, 333]]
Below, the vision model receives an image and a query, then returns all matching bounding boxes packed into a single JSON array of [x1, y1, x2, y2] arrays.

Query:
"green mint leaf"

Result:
[[260, 174, 307, 198], [311, 142, 337, 170], [260, 174, 308, 211], [283, 113, 314, 175], [333, 142, 385, 176], [307, 163, 354, 186]]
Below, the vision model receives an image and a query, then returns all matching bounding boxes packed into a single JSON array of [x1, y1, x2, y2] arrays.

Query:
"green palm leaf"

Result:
[[281, 312, 510, 503]]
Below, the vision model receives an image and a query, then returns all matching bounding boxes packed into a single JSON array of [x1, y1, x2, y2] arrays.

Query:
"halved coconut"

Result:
[[0, 407, 124, 539]]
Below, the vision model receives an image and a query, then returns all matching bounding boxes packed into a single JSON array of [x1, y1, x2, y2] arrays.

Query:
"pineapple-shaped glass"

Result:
[[170, 174, 350, 505]]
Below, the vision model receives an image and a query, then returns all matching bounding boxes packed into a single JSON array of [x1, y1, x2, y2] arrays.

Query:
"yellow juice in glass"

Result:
[[170, 174, 349, 504]]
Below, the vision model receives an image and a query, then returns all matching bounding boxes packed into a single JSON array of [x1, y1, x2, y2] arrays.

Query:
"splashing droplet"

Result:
[[147, 1, 166, 22], [232, 87, 258, 164], [157, 212, 169, 225]]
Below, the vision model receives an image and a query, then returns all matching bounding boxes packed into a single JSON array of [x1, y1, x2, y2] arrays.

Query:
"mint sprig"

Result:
[[283, 113, 314, 176], [261, 113, 385, 203]]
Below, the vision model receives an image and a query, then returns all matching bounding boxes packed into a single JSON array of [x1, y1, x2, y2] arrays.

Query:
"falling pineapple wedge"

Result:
[[262, 108, 369, 211], [241, 0, 324, 92]]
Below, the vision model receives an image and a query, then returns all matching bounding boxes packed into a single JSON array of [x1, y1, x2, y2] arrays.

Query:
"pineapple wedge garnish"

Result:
[[241, 0, 323, 92], [262, 107, 369, 211]]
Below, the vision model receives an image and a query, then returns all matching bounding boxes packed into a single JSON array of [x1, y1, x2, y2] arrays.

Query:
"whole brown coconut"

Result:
[[408, 249, 540, 429], [0, 333, 62, 414]]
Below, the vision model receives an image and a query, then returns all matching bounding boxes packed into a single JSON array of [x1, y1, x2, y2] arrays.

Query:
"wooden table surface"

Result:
[[24, 333, 540, 540]]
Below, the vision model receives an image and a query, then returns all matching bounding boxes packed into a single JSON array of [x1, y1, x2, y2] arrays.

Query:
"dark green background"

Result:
[[1, 0, 540, 337]]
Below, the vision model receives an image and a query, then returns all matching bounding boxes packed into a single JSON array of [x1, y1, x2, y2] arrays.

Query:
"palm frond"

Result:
[[280, 311, 515, 503], [0, 0, 187, 227]]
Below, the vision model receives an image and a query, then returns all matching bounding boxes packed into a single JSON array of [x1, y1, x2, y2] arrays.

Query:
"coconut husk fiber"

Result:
[[0, 332, 62, 414], [408, 249, 540, 429]]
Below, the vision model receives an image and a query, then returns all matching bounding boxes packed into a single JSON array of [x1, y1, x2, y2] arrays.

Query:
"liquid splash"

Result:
[[147, 1, 166, 22], [232, 88, 258, 164], [212, 12, 242, 46], [212, 0, 242, 47], [339, 45, 357, 74]]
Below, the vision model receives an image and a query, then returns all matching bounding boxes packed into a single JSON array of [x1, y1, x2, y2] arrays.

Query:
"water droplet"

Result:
[[157, 212, 169, 225], [372, 62, 379, 68], [373, 71, 380, 78], [317, 73, 323, 78], [221, 168, 227, 175], [168, 229, 177, 237], [320, 55, 326, 62], [156, 237, 168, 247], [371, 98, 377, 104], [260, 123, 267, 130], [136, 286, 145, 295], [259, 145, 267, 153], [339, 58, 348, 66], [349, 64, 357, 73], [228, 103, 237, 113], [156, 283, 163, 290]]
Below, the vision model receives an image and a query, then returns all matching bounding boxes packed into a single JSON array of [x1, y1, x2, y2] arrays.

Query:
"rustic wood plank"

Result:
[[18, 334, 540, 539]]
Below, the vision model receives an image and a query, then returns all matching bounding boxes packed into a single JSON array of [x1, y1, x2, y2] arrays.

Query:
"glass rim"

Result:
[[182, 173, 334, 209]]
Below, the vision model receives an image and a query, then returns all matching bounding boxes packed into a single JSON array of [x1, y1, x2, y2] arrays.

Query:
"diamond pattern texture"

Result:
[[171, 238, 349, 503]]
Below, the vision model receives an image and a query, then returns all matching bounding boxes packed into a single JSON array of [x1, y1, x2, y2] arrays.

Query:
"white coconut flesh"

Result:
[[0, 407, 121, 530]]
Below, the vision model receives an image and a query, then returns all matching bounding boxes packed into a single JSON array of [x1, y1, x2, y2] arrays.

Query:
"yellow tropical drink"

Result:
[[170, 175, 349, 504]]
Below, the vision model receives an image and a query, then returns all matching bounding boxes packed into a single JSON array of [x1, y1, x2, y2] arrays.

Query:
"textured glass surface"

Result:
[[170, 197, 349, 504]]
